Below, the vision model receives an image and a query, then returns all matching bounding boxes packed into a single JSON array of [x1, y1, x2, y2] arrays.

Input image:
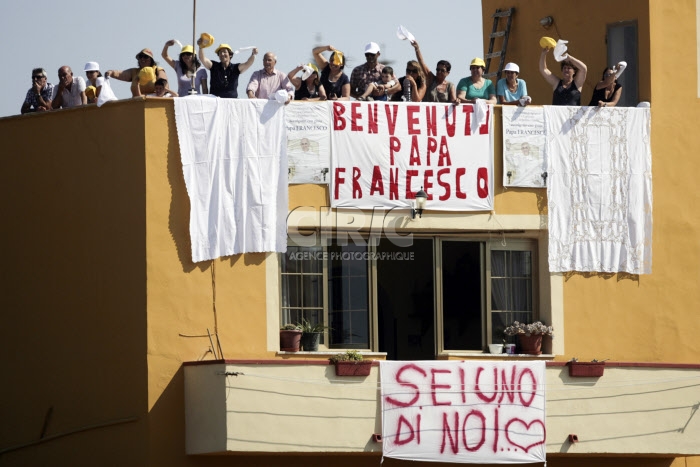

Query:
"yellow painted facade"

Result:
[[1, 0, 700, 464]]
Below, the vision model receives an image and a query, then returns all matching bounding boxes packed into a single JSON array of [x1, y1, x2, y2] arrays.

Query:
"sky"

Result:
[[1, 0, 483, 118]]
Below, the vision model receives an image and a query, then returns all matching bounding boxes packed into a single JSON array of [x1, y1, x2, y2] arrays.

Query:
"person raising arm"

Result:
[[540, 47, 587, 106]]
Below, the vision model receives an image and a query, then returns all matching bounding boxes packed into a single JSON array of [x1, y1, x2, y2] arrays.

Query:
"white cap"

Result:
[[84, 61, 100, 72], [364, 42, 380, 54], [273, 89, 289, 104], [503, 62, 520, 73]]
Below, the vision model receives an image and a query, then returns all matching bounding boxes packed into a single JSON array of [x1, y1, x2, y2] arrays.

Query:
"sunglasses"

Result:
[[32, 75, 45, 80], [436, 68, 448, 73], [137, 54, 150, 60], [365, 53, 377, 58], [406, 68, 418, 74]]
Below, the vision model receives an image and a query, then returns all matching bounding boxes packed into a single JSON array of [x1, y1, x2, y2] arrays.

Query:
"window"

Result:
[[489, 241, 535, 344], [280, 245, 323, 333], [607, 21, 638, 107], [280, 236, 538, 358]]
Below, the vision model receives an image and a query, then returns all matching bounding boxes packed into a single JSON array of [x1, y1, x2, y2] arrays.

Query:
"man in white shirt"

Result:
[[51, 66, 87, 109]]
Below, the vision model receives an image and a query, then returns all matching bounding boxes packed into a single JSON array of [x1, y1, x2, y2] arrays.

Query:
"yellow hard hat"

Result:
[[199, 32, 214, 48], [180, 45, 194, 55], [470, 57, 485, 68], [540, 36, 557, 49], [215, 43, 233, 55]]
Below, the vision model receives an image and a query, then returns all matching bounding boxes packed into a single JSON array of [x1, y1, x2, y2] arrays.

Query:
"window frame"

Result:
[[280, 235, 540, 355]]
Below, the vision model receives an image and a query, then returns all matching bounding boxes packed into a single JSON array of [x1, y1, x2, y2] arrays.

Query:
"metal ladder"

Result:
[[484, 7, 515, 82]]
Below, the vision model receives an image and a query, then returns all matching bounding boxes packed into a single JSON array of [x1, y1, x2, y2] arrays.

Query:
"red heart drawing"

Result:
[[505, 418, 546, 453]]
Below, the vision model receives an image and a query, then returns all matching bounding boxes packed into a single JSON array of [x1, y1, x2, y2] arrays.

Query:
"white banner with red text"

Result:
[[380, 360, 546, 464], [330, 102, 494, 211]]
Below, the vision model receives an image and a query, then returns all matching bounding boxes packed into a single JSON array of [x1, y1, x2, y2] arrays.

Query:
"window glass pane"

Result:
[[328, 242, 369, 349], [303, 275, 321, 308], [349, 276, 368, 310], [512, 279, 532, 311], [491, 278, 509, 311], [304, 246, 323, 274], [282, 308, 303, 324], [491, 250, 506, 277], [282, 274, 301, 308], [510, 251, 532, 277], [282, 247, 301, 274]]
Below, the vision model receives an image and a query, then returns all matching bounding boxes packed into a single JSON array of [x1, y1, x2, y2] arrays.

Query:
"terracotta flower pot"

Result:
[[279, 330, 302, 352], [518, 334, 543, 355], [568, 361, 605, 377], [334, 361, 372, 376]]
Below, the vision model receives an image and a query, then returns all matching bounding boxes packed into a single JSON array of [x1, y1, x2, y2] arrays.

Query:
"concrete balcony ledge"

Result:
[[184, 360, 700, 456]]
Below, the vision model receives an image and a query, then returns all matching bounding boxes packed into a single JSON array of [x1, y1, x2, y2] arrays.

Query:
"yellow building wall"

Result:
[[0, 102, 149, 464], [482, 0, 700, 363], [4, 1, 700, 455]]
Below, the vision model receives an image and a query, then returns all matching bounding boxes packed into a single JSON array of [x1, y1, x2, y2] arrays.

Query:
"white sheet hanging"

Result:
[[545, 106, 652, 274], [174, 97, 288, 263]]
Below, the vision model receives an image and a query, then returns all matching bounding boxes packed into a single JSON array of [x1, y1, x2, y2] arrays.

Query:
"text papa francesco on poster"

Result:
[[380, 361, 546, 464], [330, 102, 494, 212]]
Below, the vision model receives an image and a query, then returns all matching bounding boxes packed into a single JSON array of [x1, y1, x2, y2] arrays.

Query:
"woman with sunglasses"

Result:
[[287, 63, 327, 101], [83, 62, 103, 104], [105, 48, 168, 97], [161, 40, 208, 96], [456, 58, 497, 105], [311, 45, 351, 100], [391, 60, 427, 102], [411, 41, 456, 103]]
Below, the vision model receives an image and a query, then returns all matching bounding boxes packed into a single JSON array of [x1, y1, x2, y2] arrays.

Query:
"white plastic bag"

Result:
[[553, 39, 569, 62], [97, 78, 118, 107]]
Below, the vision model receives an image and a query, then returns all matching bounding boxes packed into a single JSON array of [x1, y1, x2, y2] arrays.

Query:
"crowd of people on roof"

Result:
[[20, 35, 627, 114]]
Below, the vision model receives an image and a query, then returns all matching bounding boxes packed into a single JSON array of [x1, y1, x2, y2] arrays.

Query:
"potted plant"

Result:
[[279, 323, 303, 352], [299, 319, 331, 352], [568, 357, 606, 377], [503, 321, 554, 355], [329, 350, 373, 376]]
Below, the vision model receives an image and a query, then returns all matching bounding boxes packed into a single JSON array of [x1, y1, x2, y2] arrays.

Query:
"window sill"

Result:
[[439, 352, 555, 359], [277, 351, 388, 358]]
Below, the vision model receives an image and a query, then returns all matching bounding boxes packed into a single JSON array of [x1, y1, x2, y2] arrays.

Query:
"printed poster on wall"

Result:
[[285, 102, 331, 184], [330, 102, 494, 211], [502, 106, 547, 188], [380, 360, 546, 464]]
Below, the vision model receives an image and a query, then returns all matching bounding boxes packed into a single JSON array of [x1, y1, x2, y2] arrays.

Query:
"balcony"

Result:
[[185, 360, 700, 457]]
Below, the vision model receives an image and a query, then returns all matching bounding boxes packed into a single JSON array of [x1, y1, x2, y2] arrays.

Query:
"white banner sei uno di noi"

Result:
[[330, 102, 494, 211], [380, 360, 546, 464]]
